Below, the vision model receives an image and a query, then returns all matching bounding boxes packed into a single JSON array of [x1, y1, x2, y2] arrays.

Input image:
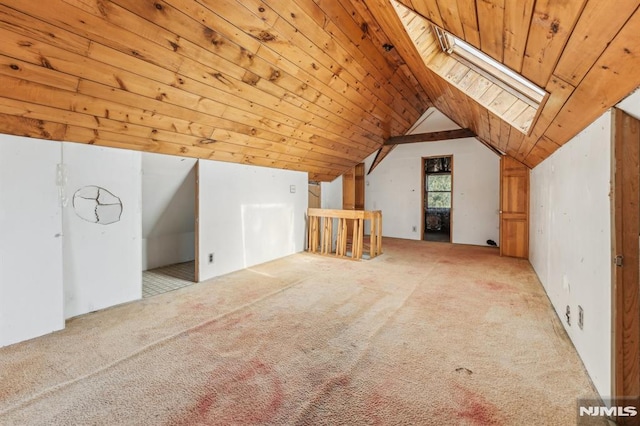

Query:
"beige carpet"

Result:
[[0, 238, 604, 425]]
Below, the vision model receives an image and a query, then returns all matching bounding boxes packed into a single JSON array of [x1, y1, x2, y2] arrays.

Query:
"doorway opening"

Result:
[[140, 154, 198, 298], [423, 156, 452, 242]]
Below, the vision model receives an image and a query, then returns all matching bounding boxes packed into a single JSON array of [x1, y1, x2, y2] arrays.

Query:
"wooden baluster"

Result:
[[307, 215, 312, 252], [339, 218, 348, 257], [321, 216, 331, 254], [320, 217, 327, 254], [369, 214, 376, 259], [351, 217, 359, 259], [309, 216, 314, 253], [358, 218, 364, 259], [377, 211, 383, 255], [327, 218, 333, 254], [336, 218, 342, 256], [315, 216, 320, 253], [372, 212, 378, 257]]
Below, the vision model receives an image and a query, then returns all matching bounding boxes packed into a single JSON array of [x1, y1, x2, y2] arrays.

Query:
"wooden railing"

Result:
[[307, 208, 382, 260]]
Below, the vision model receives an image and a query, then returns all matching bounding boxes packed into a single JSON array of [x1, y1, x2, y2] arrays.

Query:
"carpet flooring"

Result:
[[0, 238, 604, 425]]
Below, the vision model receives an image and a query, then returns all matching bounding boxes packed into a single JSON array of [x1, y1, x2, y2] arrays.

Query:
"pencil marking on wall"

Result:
[[73, 186, 122, 225]]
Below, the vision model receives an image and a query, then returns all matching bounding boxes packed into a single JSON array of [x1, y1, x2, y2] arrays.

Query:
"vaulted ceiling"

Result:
[[0, 0, 638, 181]]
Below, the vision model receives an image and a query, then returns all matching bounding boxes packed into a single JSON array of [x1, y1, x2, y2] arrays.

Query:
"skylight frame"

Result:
[[433, 26, 546, 106]]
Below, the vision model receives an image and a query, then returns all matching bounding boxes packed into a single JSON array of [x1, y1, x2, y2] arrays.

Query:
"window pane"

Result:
[[426, 157, 451, 173], [427, 192, 451, 208], [427, 174, 451, 191]]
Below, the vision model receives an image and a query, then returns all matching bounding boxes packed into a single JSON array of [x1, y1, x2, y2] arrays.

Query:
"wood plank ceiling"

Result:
[[0, 0, 638, 180], [370, 0, 640, 168]]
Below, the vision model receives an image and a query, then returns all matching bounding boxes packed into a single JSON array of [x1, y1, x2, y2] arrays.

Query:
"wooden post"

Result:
[[612, 109, 640, 423], [321, 217, 332, 254], [377, 211, 383, 255], [369, 213, 376, 259]]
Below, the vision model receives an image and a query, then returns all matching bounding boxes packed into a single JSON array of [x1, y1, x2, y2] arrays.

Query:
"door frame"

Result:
[[611, 107, 640, 418], [421, 155, 453, 241], [194, 159, 200, 283]]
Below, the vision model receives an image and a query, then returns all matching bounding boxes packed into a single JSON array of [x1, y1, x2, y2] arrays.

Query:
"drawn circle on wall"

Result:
[[72, 186, 123, 225]]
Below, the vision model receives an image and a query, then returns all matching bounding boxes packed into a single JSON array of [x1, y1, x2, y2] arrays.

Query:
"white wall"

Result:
[[320, 175, 343, 209], [141, 153, 196, 271], [319, 175, 343, 247], [198, 160, 307, 281], [364, 139, 500, 245], [62, 143, 142, 318], [0, 136, 64, 347], [529, 112, 612, 398]]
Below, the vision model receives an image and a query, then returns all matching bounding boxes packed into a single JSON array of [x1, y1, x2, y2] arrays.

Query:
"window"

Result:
[[427, 174, 451, 208], [391, 0, 547, 135], [423, 156, 452, 240], [425, 157, 452, 209], [433, 26, 545, 106]]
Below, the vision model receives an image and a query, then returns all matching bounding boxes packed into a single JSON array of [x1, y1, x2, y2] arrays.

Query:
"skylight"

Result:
[[434, 26, 545, 106], [390, 0, 547, 135]]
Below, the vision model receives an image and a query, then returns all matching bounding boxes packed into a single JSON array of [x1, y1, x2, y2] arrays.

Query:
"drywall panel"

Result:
[[198, 160, 307, 281], [364, 139, 500, 245], [0, 135, 64, 347], [409, 107, 461, 133], [62, 143, 142, 319], [141, 153, 196, 271], [319, 176, 343, 246], [529, 111, 611, 398], [320, 176, 343, 209]]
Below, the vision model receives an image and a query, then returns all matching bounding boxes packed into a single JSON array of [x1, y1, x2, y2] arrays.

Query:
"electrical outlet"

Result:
[[208, 253, 214, 264], [578, 305, 584, 330], [565, 305, 571, 326]]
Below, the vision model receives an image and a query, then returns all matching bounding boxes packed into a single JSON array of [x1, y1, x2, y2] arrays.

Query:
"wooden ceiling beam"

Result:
[[384, 128, 476, 145]]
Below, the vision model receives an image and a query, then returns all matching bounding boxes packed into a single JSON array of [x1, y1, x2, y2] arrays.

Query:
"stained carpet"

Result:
[[0, 238, 604, 425]]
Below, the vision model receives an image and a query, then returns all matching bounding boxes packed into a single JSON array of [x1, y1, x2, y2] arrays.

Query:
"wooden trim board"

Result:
[[612, 108, 640, 423]]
